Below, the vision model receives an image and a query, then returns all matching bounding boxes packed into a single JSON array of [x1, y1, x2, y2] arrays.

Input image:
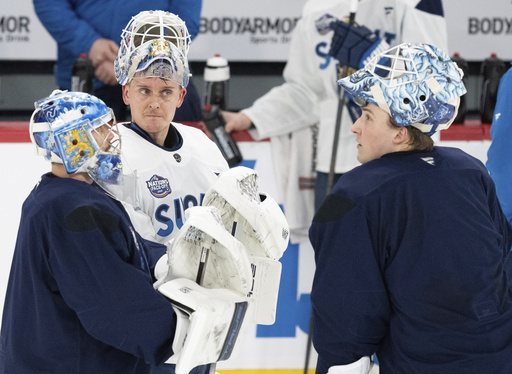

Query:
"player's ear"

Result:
[[122, 84, 130, 106], [176, 88, 187, 108], [393, 126, 408, 145]]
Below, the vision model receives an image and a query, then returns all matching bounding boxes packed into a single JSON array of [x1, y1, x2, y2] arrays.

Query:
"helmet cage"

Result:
[[120, 10, 191, 57], [115, 10, 191, 87], [339, 43, 467, 135], [30, 91, 123, 182]]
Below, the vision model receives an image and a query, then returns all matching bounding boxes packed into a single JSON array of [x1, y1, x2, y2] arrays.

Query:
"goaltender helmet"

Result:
[[338, 43, 467, 136], [115, 10, 190, 87], [202, 166, 290, 261], [29, 90, 122, 184]]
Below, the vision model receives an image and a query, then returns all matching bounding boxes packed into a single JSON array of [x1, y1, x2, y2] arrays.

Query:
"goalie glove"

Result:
[[154, 206, 253, 297], [329, 20, 389, 71], [157, 278, 248, 374], [202, 166, 290, 325], [202, 166, 289, 261]]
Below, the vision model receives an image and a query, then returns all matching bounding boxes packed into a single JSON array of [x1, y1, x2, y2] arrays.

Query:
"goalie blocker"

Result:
[[158, 278, 248, 374]]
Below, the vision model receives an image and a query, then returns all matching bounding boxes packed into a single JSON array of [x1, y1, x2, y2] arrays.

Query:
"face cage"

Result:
[[53, 108, 122, 175], [120, 11, 191, 59], [363, 44, 421, 89]]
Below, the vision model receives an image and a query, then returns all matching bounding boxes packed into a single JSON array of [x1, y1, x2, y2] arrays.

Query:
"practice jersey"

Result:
[[0, 173, 176, 373], [244, 0, 447, 174], [310, 147, 512, 374], [118, 122, 229, 244]]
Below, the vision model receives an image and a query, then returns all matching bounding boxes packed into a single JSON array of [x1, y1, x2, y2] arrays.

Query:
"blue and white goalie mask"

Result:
[[115, 10, 190, 87], [29, 90, 123, 185], [338, 43, 467, 136]]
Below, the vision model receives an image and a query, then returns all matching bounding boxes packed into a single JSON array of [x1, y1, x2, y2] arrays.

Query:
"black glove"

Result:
[[329, 20, 389, 70]]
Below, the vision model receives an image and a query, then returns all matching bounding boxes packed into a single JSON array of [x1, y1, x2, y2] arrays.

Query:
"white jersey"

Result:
[[119, 122, 229, 243], [244, 0, 447, 174]]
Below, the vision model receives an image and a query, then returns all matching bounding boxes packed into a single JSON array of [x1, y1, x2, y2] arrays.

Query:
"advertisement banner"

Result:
[[3, 0, 510, 62], [444, 0, 512, 61]]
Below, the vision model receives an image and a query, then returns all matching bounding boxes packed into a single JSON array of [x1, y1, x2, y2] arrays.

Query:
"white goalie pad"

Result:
[[202, 166, 290, 261], [247, 256, 282, 325], [154, 206, 253, 297], [158, 278, 248, 374]]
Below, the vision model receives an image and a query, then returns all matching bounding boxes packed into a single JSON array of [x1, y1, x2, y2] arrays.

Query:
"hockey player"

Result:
[[221, 0, 448, 235], [0, 90, 233, 374], [112, 11, 229, 249], [309, 43, 512, 374]]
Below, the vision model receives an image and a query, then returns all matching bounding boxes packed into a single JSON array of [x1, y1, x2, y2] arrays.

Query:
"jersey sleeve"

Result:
[[487, 67, 512, 224], [46, 200, 176, 365], [33, 0, 101, 58], [309, 192, 390, 373], [400, 0, 448, 51], [242, 13, 323, 139]]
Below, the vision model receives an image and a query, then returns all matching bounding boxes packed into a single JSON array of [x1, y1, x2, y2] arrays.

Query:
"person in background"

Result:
[[486, 65, 512, 224], [33, 0, 203, 122], [309, 43, 512, 374], [221, 0, 448, 237]]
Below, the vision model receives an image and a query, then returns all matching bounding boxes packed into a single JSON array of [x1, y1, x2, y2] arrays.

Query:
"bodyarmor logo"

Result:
[[315, 14, 336, 35], [146, 174, 172, 198]]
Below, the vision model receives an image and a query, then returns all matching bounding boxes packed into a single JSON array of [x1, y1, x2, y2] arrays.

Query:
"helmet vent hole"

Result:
[[447, 77, 451, 83], [72, 139, 78, 145], [81, 108, 87, 115], [420, 95, 426, 101], [403, 98, 410, 105]]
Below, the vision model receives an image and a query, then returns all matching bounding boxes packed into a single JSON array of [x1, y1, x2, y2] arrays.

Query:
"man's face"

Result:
[[351, 103, 403, 164], [122, 77, 186, 145]]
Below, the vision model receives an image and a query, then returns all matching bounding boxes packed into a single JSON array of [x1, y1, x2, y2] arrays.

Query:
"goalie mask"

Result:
[[29, 90, 123, 184], [338, 43, 467, 136], [115, 10, 190, 87], [202, 166, 290, 261]]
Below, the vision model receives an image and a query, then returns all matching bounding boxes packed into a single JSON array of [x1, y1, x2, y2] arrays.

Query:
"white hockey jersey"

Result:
[[118, 123, 229, 244], [243, 0, 448, 234]]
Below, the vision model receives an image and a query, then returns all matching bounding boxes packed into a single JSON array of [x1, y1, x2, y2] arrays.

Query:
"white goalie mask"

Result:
[[115, 10, 190, 87], [202, 166, 290, 261]]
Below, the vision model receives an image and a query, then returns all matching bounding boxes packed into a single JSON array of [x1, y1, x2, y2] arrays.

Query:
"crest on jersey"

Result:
[[146, 174, 172, 198], [315, 14, 337, 35]]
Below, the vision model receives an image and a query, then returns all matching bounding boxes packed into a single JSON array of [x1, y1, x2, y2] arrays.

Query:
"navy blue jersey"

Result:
[[310, 147, 512, 374], [0, 173, 176, 373]]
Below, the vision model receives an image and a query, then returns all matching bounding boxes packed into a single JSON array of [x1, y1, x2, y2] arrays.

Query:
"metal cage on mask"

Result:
[[29, 91, 123, 185], [338, 43, 467, 136]]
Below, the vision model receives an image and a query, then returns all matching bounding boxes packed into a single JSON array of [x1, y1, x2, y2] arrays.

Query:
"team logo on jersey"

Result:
[[146, 174, 172, 198], [315, 14, 337, 35], [174, 153, 182, 163]]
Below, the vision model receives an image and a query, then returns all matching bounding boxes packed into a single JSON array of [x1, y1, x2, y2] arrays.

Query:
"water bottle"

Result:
[[204, 54, 230, 109], [202, 54, 243, 167], [480, 53, 507, 124], [71, 53, 94, 94], [451, 52, 468, 124]]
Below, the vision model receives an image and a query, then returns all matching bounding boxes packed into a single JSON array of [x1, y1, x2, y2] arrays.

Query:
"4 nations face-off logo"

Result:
[[0, 15, 30, 43], [146, 174, 172, 198]]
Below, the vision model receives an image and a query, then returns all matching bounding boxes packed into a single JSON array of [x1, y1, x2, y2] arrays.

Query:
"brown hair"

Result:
[[388, 117, 434, 152]]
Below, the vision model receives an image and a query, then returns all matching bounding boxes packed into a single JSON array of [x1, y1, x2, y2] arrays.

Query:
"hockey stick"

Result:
[[325, 0, 359, 196], [197, 222, 239, 374], [305, 4, 359, 373]]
